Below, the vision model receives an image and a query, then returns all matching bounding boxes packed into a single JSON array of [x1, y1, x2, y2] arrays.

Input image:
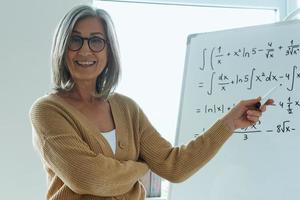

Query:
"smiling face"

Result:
[[66, 16, 108, 85]]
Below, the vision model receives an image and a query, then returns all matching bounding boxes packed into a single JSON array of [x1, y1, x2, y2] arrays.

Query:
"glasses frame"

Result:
[[68, 35, 107, 53]]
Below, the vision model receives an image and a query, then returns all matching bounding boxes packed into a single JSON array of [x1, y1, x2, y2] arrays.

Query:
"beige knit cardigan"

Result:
[[30, 93, 232, 200]]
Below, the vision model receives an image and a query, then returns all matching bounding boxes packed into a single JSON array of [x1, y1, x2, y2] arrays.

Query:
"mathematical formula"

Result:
[[192, 39, 299, 140], [194, 120, 296, 140], [198, 66, 299, 95], [200, 40, 300, 70], [195, 96, 300, 115]]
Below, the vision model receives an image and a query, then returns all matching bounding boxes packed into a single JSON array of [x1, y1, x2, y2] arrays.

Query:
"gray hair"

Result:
[[51, 4, 121, 99]]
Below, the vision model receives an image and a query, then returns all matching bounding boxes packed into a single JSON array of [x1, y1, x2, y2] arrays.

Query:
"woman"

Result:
[[30, 4, 273, 200]]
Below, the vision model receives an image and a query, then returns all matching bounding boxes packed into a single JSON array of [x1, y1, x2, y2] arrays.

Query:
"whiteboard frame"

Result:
[[172, 18, 300, 200]]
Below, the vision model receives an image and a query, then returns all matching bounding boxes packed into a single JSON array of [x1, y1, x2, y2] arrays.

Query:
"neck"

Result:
[[69, 81, 98, 104]]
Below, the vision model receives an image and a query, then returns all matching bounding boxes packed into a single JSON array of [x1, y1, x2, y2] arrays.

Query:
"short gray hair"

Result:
[[51, 4, 121, 99]]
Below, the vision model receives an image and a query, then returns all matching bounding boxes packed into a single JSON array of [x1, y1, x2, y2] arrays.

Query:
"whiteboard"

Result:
[[169, 20, 300, 200]]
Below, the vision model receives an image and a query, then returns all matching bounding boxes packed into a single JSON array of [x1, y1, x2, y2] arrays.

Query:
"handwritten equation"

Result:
[[194, 120, 296, 140], [200, 40, 300, 70], [237, 120, 296, 140], [195, 96, 300, 115], [198, 66, 299, 95], [189, 35, 300, 141]]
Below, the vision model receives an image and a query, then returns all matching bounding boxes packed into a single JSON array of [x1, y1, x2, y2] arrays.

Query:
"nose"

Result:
[[78, 40, 92, 55]]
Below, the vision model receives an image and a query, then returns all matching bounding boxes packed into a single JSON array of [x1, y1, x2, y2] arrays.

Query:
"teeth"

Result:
[[76, 61, 95, 65]]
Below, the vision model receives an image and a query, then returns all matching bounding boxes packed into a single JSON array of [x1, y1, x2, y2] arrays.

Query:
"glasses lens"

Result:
[[89, 37, 105, 52], [69, 36, 82, 51]]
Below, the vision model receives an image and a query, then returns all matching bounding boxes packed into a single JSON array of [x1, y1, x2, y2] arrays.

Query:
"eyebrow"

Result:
[[72, 30, 105, 37]]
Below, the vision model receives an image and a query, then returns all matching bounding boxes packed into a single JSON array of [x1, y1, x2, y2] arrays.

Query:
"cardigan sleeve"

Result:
[[30, 100, 149, 196], [137, 105, 233, 183]]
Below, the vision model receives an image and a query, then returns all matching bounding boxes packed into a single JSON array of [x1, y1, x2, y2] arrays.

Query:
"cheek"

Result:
[[98, 50, 108, 67], [65, 52, 73, 69]]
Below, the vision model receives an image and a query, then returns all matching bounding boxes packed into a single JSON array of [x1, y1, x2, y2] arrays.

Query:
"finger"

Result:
[[240, 97, 261, 107], [264, 99, 274, 105], [261, 99, 275, 112], [246, 115, 260, 123], [260, 104, 266, 112], [247, 119, 258, 127], [247, 110, 262, 117]]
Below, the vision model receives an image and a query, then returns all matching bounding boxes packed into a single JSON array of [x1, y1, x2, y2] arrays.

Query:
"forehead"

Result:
[[73, 16, 105, 34]]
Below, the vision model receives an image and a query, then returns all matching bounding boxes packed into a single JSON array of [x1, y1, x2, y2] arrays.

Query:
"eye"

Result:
[[89, 37, 106, 52], [69, 36, 82, 50], [90, 36, 105, 45]]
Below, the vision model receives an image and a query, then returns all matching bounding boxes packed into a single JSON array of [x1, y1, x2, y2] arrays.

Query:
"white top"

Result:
[[101, 129, 116, 154]]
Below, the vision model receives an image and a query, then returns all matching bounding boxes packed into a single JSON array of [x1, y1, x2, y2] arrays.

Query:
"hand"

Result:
[[221, 97, 274, 131]]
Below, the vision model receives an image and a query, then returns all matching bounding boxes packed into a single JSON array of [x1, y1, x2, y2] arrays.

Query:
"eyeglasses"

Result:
[[68, 35, 107, 52]]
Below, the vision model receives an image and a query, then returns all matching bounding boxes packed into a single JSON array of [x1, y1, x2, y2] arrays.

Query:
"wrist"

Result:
[[220, 116, 235, 132]]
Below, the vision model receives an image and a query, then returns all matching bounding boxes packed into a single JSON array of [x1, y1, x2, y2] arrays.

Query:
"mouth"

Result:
[[75, 60, 97, 67]]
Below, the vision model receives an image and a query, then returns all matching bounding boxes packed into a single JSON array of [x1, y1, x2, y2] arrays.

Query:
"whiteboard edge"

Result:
[[175, 35, 193, 146], [187, 19, 300, 37], [168, 34, 193, 200]]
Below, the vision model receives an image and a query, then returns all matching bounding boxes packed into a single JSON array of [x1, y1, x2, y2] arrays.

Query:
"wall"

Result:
[[0, 0, 298, 199], [101, 0, 288, 19], [0, 0, 91, 199]]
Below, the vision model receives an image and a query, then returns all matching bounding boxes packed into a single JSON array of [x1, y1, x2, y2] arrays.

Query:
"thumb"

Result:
[[240, 97, 261, 106]]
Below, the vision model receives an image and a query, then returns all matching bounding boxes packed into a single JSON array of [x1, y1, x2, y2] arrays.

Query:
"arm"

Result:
[[139, 97, 272, 183], [30, 100, 149, 196], [138, 107, 232, 183]]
